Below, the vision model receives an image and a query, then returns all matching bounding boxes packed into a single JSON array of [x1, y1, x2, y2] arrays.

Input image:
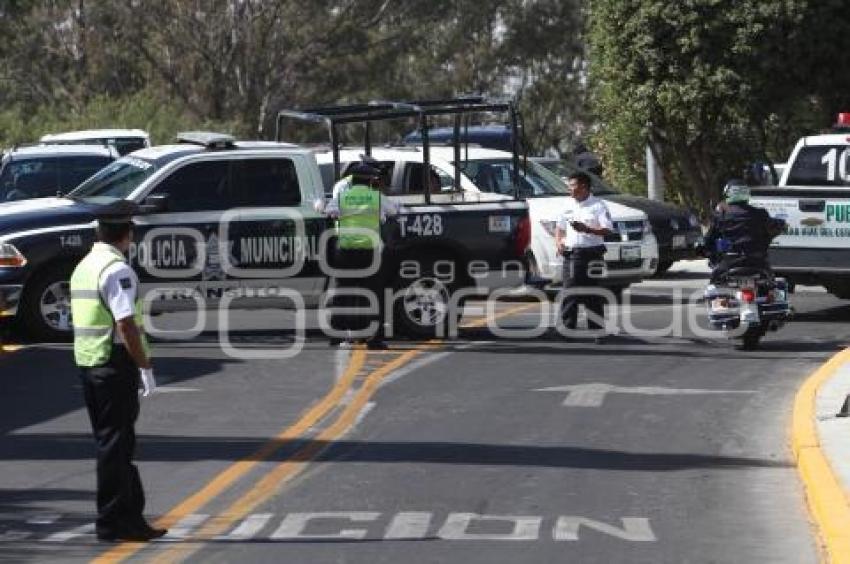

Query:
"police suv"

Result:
[[0, 132, 530, 341], [750, 113, 850, 298]]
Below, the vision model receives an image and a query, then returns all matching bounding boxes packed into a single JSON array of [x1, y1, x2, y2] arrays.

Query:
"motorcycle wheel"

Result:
[[736, 329, 762, 351]]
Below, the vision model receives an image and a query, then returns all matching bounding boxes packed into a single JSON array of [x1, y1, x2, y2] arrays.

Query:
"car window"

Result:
[[70, 157, 157, 200], [786, 145, 850, 186], [319, 163, 336, 196], [400, 163, 453, 194], [232, 158, 301, 207], [150, 160, 231, 212], [57, 156, 113, 193], [0, 159, 59, 201]]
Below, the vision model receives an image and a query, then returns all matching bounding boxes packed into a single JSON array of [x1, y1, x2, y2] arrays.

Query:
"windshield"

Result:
[[456, 158, 568, 197], [536, 159, 619, 195], [785, 145, 850, 186], [69, 156, 157, 200]]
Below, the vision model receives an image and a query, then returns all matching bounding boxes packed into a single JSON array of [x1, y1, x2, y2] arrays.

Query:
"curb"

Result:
[[792, 347, 850, 563]]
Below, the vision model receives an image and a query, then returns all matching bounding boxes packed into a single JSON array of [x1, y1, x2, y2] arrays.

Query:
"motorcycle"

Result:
[[703, 257, 792, 350]]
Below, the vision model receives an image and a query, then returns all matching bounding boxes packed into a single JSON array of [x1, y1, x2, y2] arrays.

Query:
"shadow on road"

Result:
[[0, 434, 791, 471]]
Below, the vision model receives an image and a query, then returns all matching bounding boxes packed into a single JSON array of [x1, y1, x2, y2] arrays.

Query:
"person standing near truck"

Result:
[[323, 162, 399, 349], [70, 201, 166, 542], [554, 171, 614, 343]]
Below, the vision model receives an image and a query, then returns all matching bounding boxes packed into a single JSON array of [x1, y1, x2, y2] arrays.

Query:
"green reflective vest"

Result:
[[338, 183, 381, 250], [70, 243, 149, 367]]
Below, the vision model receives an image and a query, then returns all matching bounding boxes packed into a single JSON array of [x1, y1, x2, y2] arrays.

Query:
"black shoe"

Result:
[[366, 339, 388, 350], [97, 525, 167, 542]]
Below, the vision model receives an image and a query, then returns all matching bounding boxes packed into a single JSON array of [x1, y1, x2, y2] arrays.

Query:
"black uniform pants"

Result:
[[561, 246, 607, 330], [330, 247, 387, 340], [79, 346, 146, 534]]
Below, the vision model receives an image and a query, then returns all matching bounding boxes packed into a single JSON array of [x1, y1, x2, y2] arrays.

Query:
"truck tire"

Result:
[[735, 327, 762, 351], [654, 260, 674, 276], [392, 258, 459, 339], [19, 263, 76, 342], [826, 281, 850, 300]]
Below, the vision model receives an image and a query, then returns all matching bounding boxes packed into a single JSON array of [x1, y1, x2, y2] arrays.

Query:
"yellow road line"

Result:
[[95, 300, 539, 563], [93, 348, 367, 564], [149, 343, 437, 564], [791, 347, 850, 564]]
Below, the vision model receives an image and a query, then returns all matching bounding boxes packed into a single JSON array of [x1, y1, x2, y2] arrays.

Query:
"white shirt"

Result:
[[93, 243, 138, 328], [320, 177, 400, 222], [556, 195, 614, 249]]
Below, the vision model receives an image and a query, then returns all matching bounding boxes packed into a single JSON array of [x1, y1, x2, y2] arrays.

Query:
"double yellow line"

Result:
[[791, 347, 850, 564], [95, 303, 537, 563]]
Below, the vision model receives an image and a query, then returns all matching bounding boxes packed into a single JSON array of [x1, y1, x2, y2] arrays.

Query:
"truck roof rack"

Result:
[[176, 131, 236, 150], [276, 97, 522, 202]]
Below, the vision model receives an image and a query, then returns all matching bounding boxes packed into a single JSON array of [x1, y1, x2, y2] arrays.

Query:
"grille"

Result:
[[604, 220, 644, 242]]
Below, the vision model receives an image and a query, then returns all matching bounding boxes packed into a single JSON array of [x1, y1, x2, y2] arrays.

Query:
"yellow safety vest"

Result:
[[338, 184, 381, 250], [70, 243, 149, 367]]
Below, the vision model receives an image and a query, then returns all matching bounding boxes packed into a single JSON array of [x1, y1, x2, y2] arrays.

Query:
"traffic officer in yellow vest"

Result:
[[323, 161, 399, 349], [70, 201, 167, 542]]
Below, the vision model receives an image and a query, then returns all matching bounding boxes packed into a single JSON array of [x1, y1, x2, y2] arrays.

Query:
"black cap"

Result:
[[348, 163, 381, 179], [94, 200, 140, 224]]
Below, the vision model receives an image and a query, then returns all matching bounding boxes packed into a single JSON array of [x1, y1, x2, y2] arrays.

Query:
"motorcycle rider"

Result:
[[704, 180, 786, 283]]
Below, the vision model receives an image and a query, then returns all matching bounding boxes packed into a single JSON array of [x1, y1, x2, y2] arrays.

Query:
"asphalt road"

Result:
[[1, 272, 846, 563]]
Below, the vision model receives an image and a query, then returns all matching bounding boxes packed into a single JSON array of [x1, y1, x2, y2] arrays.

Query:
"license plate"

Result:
[[620, 246, 641, 261], [672, 234, 686, 248], [488, 215, 511, 233]]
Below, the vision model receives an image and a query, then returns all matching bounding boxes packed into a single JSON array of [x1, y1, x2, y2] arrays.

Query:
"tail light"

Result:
[[740, 288, 755, 303], [514, 215, 531, 257]]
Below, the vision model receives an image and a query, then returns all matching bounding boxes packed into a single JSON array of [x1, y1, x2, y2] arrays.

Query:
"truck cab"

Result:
[[750, 115, 850, 298]]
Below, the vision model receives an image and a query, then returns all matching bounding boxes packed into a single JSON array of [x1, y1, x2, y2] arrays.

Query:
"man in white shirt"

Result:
[[554, 171, 614, 341]]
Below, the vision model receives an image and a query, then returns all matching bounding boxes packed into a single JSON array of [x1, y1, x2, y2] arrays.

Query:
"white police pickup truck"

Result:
[[316, 146, 657, 294], [750, 114, 850, 298], [0, 132, 530, 340]]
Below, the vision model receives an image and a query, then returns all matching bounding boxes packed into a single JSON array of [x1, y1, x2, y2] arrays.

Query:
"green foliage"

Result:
[[587, 0, 850, 214], [0, 89, 239, 148], [0, 1, 588, 156]]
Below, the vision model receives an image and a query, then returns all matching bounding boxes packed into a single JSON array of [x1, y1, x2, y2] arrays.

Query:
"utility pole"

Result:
[[646, 144, 665, 201]]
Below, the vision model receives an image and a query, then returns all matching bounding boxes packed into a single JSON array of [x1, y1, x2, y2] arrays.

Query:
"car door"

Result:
[[228, 155, 330, 308], [132, 158, 234, 312]]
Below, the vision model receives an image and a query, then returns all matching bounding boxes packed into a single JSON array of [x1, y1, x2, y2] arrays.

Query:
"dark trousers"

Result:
[[561, 247, 606, 330], [710, 254, 771, 283], [79, 346, 146, 534], [330, 247, 387, 340]]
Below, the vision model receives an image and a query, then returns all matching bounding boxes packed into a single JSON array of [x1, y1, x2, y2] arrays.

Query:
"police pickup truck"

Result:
[[749, 113, 850, 299], [0, 130, 530, 341]]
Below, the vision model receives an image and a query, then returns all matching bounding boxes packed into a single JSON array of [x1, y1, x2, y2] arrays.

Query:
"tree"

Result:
[[586, 0, 839, 213]]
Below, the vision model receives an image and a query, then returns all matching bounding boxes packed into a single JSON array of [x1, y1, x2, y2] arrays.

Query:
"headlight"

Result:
[[539, 220, 558, 237], [688, 214, 701, 228], [0, 243, 26, 267]]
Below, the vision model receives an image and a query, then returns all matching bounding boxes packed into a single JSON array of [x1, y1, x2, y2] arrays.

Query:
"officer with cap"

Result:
[[70, 200, 166, 542], [322, 159, 399, 349], [704, 180, 785, 283]]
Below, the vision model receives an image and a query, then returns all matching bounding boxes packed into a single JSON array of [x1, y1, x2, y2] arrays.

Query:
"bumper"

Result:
[[0, 285, 23, 317], [769, 247, 850, 274], [540, 236, 658, 285], [659, 231, 703, 263]]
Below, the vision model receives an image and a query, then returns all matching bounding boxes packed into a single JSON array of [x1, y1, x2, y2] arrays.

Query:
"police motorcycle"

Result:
[[702, 237, 791, 351]]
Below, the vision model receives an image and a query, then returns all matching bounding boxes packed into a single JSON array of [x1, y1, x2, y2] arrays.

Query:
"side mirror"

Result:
[[141, 194, 169, 214]]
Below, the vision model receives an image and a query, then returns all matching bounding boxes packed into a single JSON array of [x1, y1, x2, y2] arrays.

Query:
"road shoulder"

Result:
[[792, 347, 850, 563]]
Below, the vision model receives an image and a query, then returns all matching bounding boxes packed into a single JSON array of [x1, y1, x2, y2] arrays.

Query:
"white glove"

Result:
[[139, 368, 157, 397]]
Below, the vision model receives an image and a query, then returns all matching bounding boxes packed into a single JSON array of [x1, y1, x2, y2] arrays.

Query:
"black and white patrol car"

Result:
[[0, 132, 530, 341]]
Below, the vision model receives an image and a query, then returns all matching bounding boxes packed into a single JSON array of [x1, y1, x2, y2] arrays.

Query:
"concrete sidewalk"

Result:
[[793, 348, 850, 563]]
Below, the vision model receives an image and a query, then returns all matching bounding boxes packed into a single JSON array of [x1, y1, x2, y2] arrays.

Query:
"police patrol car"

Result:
[[0, 131, 530, 340], [750, 113, 850, 298], [315, 146, 657, 294]]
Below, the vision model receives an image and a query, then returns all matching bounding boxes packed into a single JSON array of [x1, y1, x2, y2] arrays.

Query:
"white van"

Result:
[[315, 146, 658, 291]]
